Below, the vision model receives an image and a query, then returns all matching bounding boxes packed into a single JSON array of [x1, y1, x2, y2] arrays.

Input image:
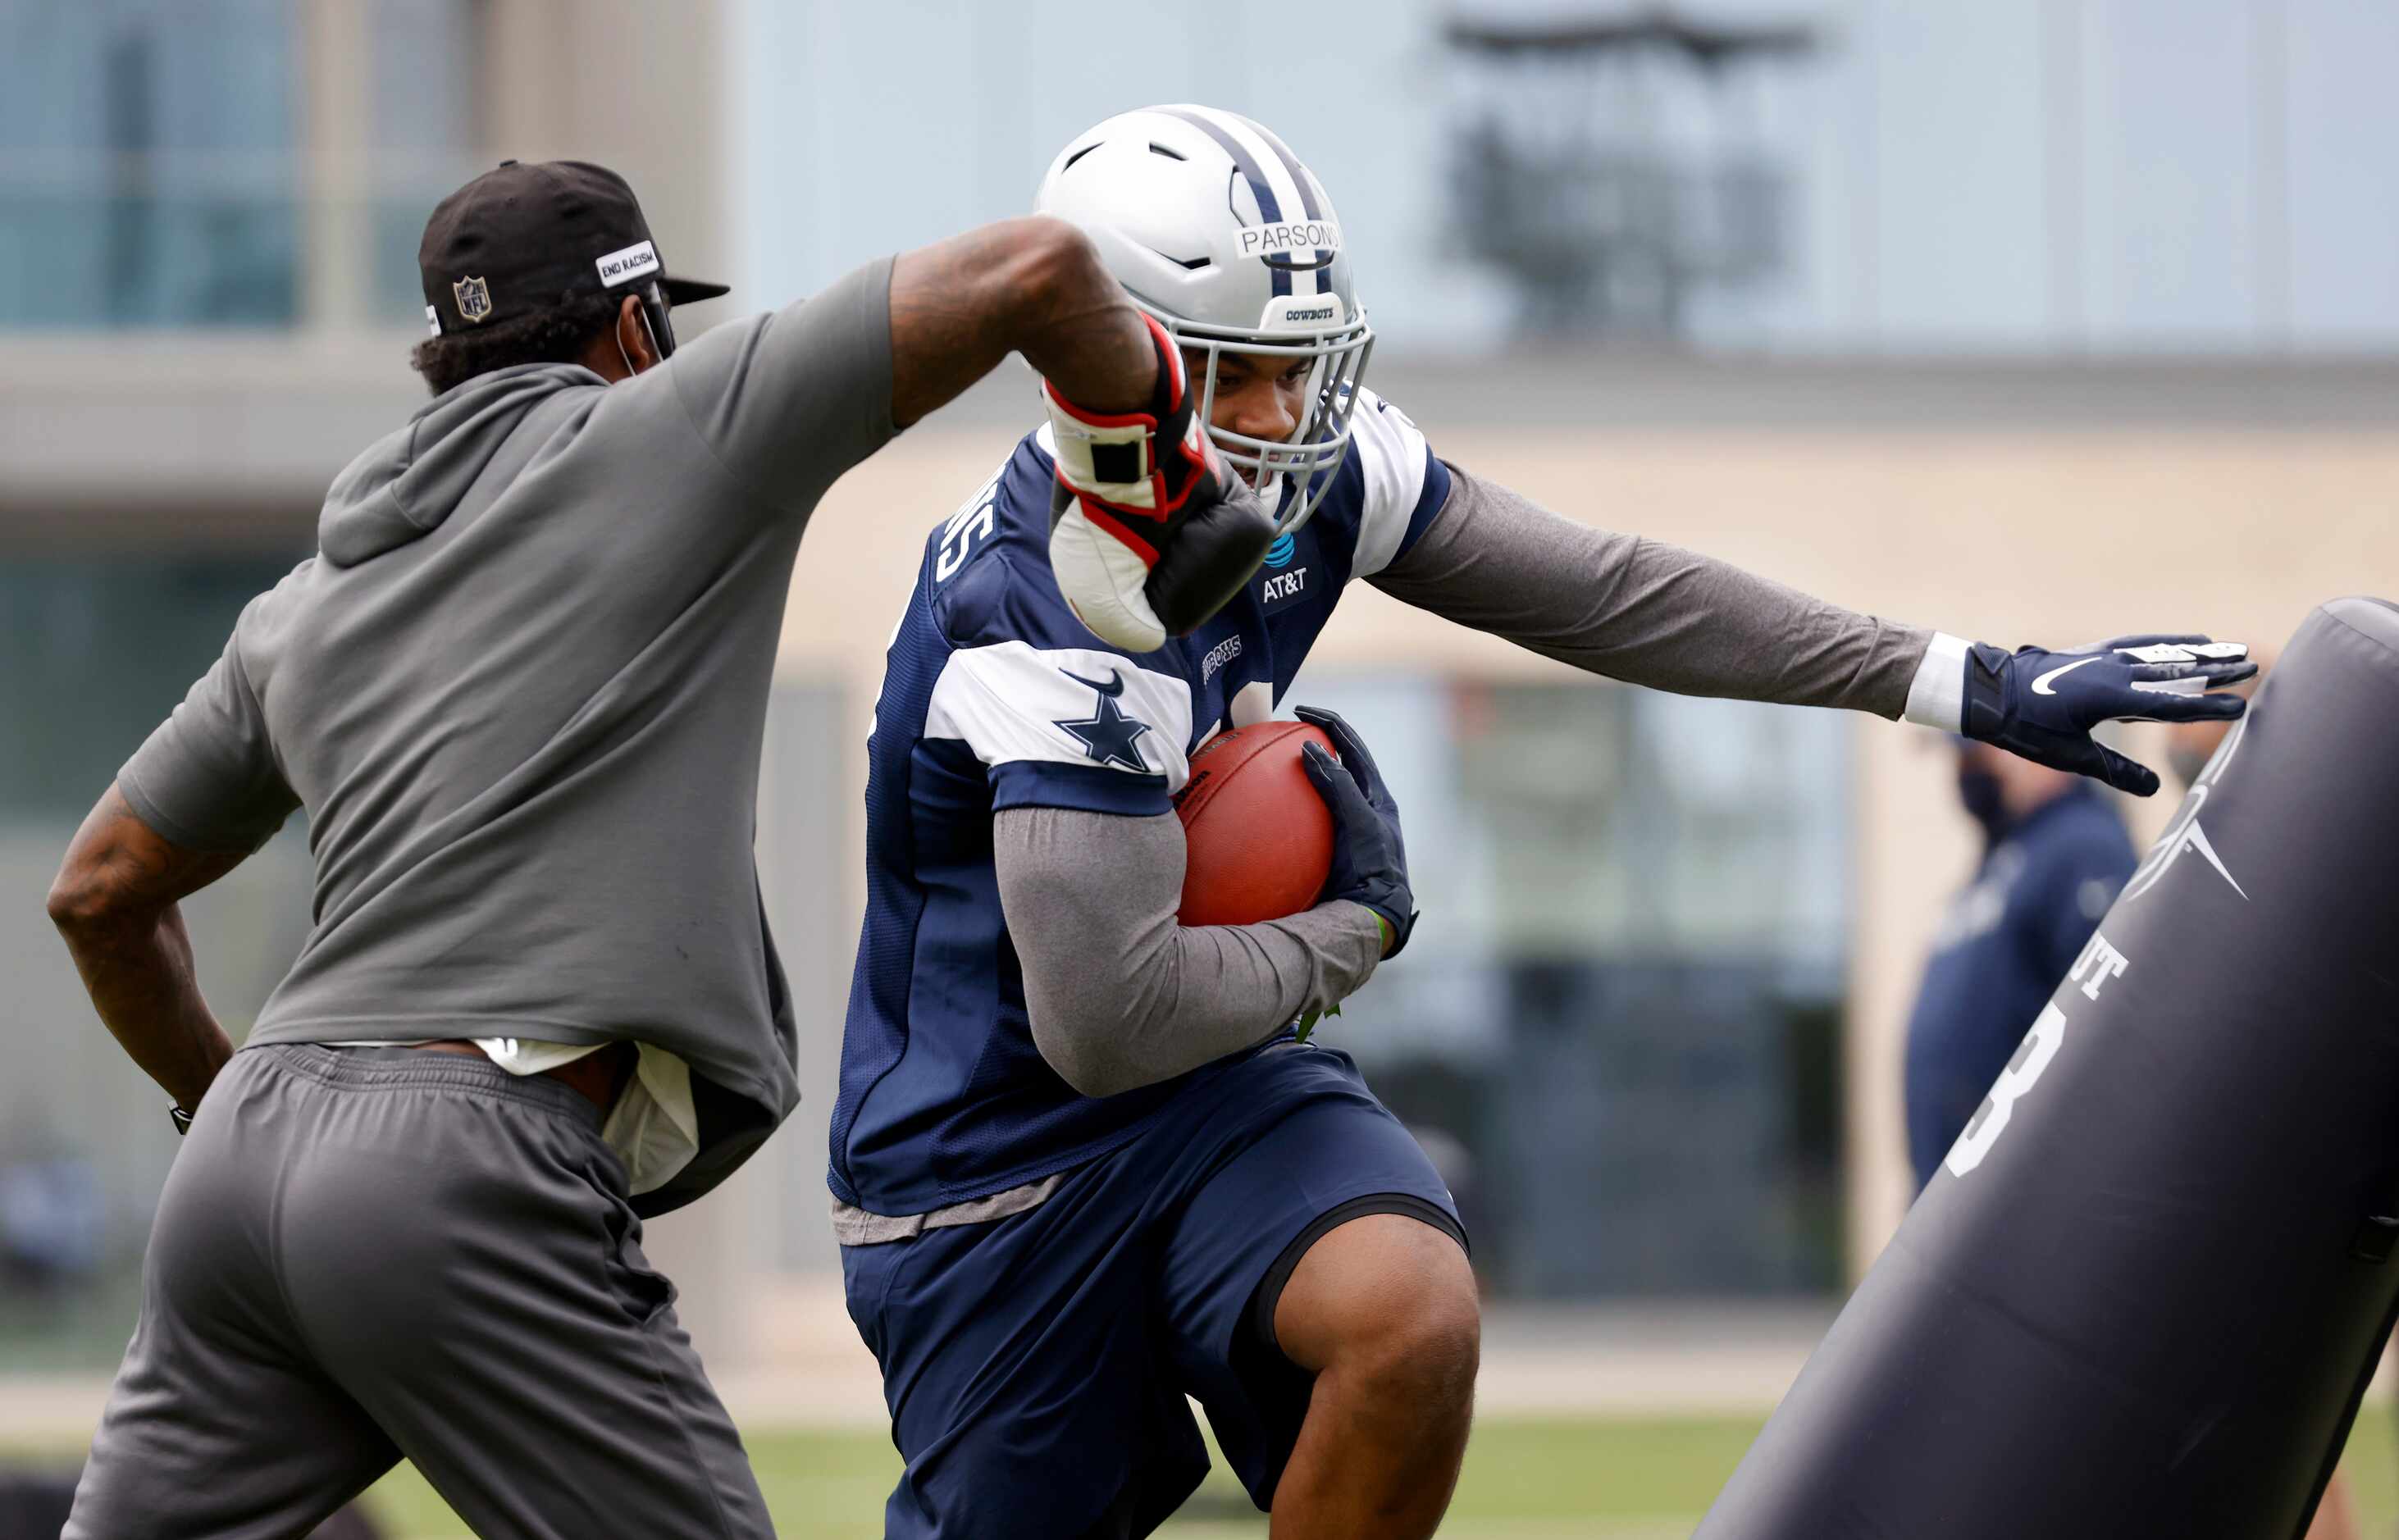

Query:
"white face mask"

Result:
[[1165, 312, 1375, 540]]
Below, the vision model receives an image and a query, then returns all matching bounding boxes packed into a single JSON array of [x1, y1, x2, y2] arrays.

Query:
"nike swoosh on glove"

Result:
[[1963, 633, 2257, 796], [1045, 313, 1276, 652], [1293, 704, 1416, 956]]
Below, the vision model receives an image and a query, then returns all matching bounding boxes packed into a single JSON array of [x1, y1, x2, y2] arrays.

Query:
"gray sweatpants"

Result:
[[66, 1043, 773, 1540]]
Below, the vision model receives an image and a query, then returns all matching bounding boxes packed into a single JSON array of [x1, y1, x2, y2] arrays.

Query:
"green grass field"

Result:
[[356, 1407, 2399, 1538], [10, 1405, 2393, 1534]]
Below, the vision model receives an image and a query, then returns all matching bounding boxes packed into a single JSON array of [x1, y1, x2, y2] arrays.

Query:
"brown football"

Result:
[[1174, 719, 1337, 927]]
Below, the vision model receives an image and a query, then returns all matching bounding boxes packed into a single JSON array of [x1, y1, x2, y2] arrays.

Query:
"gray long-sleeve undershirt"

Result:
[[1374, 462, 1932, 718], [996, 805, 1385, 1099], [995, 462, 1934, 1105]]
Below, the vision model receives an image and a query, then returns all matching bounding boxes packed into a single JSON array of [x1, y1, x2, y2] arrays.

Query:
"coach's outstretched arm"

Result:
[[1370, 465, 2254, 795], [695, 216, 1170, 482], [886, 216, 1161, 427], [893, 221, 1273, 654], [883, 218, 1273, 649]]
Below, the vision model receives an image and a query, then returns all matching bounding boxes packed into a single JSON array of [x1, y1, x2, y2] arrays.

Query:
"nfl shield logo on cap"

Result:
[[453, 275, 494, 325]]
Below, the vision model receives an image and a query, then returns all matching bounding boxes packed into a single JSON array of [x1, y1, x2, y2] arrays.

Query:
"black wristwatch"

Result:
[[169, 1105, 194, 1137]]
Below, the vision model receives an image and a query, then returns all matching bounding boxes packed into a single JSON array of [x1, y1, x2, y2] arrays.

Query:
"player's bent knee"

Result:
[[1365, 1269, 1480, 1416], [1275, 1210, 1480, 1415]]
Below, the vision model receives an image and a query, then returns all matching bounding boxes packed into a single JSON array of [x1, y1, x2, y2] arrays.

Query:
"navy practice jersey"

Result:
[[1902, 785, 2135, 1188], [829, 390, 1451, 1216]]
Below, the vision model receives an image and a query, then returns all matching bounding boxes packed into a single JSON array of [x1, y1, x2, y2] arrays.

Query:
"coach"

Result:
[[47, 159, 1263, 1538]]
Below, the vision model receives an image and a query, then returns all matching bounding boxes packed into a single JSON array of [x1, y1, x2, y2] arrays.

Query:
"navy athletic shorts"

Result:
[[840, 1041, 1466, 1540]]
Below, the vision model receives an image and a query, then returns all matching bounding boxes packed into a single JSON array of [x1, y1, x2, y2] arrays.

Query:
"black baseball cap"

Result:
[[418, 159, 730, 336]]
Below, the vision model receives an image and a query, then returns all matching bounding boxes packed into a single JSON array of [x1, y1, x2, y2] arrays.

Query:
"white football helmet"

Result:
[[1037, 105, 1374, 536]]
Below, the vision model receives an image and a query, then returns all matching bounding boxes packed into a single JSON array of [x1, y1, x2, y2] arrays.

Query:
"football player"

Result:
[[829, 105, 2254, 1539]]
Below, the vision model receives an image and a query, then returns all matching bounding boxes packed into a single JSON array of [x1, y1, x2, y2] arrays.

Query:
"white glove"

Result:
[[1042, 314, 1272, 651]]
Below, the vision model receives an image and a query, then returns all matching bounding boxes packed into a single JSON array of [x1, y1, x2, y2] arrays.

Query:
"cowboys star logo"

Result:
[[1053, 667, 1153, 773], [453, 276, 494, 326]]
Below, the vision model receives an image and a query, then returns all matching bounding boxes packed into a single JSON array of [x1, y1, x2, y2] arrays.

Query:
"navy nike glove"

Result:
[[1960, 633, 2256, 797], [1293, 705, 1416, 958]]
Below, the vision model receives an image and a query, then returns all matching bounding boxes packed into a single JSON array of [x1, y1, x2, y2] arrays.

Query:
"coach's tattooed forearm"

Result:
[[48, 784, 247, 1110], [887, 216, 1156, 428]]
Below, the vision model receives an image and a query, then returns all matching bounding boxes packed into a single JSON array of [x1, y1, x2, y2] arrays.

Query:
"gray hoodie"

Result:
[[119, 257, 896, 1216]]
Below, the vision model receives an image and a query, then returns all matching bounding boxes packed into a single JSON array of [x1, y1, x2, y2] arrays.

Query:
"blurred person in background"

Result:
[[0, 1152, 102, 1296], [1902, 738, 2135, 1191], [43, 157, 1266, 1540], [830, 103, 2258, 1540]]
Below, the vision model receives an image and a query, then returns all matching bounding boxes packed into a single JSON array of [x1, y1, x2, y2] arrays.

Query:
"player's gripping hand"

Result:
[[1044, 313, 1275, 652], [1961, 633, 2256, 796], [1294, 705, 1416, 958]]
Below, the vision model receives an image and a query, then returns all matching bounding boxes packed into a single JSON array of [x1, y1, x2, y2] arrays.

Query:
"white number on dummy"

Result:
[[1945, 1002, 2069, 1178]]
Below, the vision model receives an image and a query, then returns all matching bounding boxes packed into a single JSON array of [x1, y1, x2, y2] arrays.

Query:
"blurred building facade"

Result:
[[0, 0, 747, 1362], [737, 0, 2399, 353], [4, 0, 2397, 1376]]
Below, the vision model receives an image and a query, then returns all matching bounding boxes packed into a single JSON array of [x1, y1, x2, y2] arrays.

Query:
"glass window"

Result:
[[0, 0, 301, 327], [1298, 677, 1852, 1300], [363, 0, 481, 326], [0, 549, 312, 1369], [0, 0, 482, 330]]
